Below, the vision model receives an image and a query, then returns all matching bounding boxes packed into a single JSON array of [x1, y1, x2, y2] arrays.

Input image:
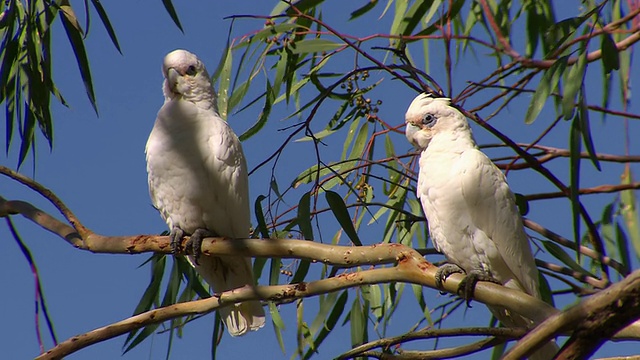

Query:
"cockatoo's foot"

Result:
[[458, 270, 501, 307], [169, 227, 185, 254], [435, 263, 465, 289], [185, 228, 214, 265]]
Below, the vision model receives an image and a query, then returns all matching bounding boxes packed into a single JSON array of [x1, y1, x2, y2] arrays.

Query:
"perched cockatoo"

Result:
[[405, 94, 557, 359], [146, 49, 265, 336]]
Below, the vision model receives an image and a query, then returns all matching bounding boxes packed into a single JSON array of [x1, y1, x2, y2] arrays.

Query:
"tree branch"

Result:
[[0, 166, 90, 237], [338, 327, 524, 359], [504, 270, 640, 360]]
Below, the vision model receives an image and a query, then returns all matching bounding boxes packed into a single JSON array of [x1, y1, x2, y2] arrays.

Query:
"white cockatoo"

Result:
[[405, 93, 557, 359], [146, 49, 265, 337]]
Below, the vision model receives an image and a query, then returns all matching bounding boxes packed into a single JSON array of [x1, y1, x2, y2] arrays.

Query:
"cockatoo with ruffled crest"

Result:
[[405, 93, 557, 359], [146, 49, 265, 337]]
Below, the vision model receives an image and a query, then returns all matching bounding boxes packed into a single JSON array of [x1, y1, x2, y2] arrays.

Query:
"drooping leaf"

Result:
[[350, 296, 367, 347], [600, 32, 620, 73], [524, 56, 567, 124], [269, 302, 287, 353], [161, 0, 183, 32], [303, 290, 348, 360], [350, 0, 378, 20], [240, 78, 273, 141], [561, 43, 587, 120], [289, 39, 343, 55], [59, 5, 98, 115], [620, 166, 640, 259], [89, 0, 121, 53], [325, 190, 362, 246], [569, 113, 582, 254], [542, 241, 596, 278]]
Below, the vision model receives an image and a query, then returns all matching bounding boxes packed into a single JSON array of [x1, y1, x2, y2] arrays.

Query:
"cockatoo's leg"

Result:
[[185, 228, 215, 265], [458, 269, 501, 306], [435, 263, 465, 289], [169, 226, 185, 254]]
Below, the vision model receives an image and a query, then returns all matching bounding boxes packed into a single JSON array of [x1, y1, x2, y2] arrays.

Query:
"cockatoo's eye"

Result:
[[185, 65, 197, 76], [422, 114, 436, 127]]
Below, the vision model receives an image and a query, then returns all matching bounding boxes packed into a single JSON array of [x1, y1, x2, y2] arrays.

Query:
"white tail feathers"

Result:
[[188, 255, 266, 337], [219, 298, 266, 336]]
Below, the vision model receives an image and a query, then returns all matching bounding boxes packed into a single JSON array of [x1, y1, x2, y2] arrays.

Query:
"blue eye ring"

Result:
[[422, 114, 436, 127]]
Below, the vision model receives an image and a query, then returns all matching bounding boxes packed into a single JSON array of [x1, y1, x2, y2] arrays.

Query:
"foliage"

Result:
[[2, 0, 640, 359]]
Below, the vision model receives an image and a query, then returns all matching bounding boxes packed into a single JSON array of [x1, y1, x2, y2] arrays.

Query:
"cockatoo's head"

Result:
[[162, 49, 215, 106], [404, 93, 470, 150]]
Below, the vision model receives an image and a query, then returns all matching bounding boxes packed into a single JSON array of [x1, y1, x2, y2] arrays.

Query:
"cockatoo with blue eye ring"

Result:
[[405, 93, 557, 359], [146, 49, 265, 337]]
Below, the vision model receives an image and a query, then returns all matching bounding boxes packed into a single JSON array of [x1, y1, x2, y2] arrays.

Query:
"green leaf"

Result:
[[284, 0, 325, 15], [161, 0, 183, 32], [59, 6, 98, 115], [369, 284, 383, 320], [216, 47, 233, 120], [544, 16, 586, 53], [562, 44, 587, 120], [303, 290, 348, 360], [292, 192, 313, 283], [227, 80, 250, 115], [411, 283, 432, 325], [246, 24, 304, 46], [124, 255, 166, 351], [538, 272, 554, 306], [325, 190, 362, 246], [395, 0, 433, 36], [524, 56, 567, 124], [620, 167, 640, 259], [569, 114, 582, 254], [615, 221, 632, 274], [350, 297, 366, 347], [341, 117, 362, 160], [17, 107, 35, 167], [89, 0, 121, 53], [297, 191, 314, 240], [348, 120, 369, 160], [577, 89, 601, 171], [514, 193, 530, 216], [600, 32, 620, 73], [239, 78, 273, 141], [411, 0, 465, 38], [253, 195, 270, 239], [269, 302, 287, 353], [525, 4, 540, 57], [269, 257, 282, 285], [289, 39, 343, 55], [542, 241, 595, 278], [211, 313, 222, 359], [350, 0, 378, 20]]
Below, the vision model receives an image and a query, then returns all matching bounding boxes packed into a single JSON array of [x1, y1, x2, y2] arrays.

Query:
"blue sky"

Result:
[[2, 1, 640, 359]]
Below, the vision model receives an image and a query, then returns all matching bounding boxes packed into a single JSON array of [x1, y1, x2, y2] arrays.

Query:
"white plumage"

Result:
[[146, 49, 265, 337], [405, 93, 557, 359]]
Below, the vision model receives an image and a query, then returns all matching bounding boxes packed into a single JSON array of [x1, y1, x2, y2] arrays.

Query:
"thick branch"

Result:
[[359, 336, 504, 359], [0, 166, 89, 237], [5, 186, 640, 359], [36, 256, 424, 360], [338, 327, 525, 359], [504, 270, 640, 360]]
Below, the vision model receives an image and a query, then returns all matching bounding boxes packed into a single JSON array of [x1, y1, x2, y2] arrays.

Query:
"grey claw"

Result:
[[185, 228, 213, 265], [457, 270, 501, 307], [435, 263, 465, 289], [169, 227, 185, 254]]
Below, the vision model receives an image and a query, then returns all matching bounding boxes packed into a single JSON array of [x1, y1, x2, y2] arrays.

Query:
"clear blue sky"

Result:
[[2, 1, 639, 359]]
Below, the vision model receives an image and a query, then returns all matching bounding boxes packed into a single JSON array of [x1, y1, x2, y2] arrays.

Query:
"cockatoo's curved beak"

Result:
[[166, 68, 181, 93], [405, 123, 418, 145]]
